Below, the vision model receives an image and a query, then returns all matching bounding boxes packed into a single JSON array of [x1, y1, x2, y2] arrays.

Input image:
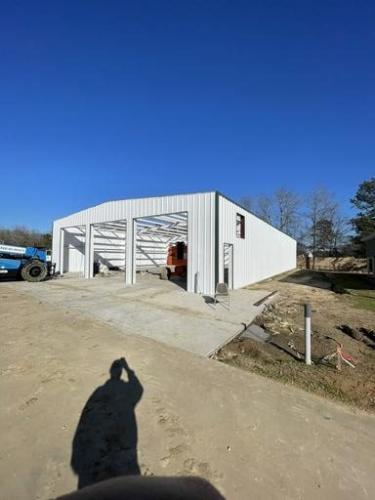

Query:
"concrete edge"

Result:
[[206, 291, 280, 358]]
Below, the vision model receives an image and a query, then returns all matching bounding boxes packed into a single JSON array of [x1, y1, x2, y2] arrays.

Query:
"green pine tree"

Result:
[[351, 177, 375, 252]]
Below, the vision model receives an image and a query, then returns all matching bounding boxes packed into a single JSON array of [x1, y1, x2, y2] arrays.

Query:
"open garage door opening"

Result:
[[135, 212, 188, 290], [60, 221, 127, 279], [91, 220, 127, 277], [61, 226, 86, 276]]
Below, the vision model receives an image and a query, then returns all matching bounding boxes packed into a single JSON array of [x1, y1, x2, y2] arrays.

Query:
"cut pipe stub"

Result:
[[304, 303, 311, 316]]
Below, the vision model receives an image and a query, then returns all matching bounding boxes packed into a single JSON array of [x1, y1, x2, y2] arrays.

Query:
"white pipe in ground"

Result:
[[304, 303, 312, 365]]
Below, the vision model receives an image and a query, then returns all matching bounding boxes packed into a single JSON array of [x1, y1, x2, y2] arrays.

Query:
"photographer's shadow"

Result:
[[71, 358, 143, 489]]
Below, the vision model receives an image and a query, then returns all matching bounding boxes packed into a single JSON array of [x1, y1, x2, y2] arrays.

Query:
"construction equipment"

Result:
[[166, 242, 187, 278], [0, 243, 55, 282]]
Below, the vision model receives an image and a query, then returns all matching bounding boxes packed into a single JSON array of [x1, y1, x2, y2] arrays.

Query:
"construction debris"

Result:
[[241, 324, 270, 343], [287, 340, 303, 360], [257, 309, 295, 336], [253, 290, 278, 307], [339, 325, 375, 349]]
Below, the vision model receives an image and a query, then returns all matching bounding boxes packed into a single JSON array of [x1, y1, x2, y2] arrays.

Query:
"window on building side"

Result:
[[236, 213, 245, 238]]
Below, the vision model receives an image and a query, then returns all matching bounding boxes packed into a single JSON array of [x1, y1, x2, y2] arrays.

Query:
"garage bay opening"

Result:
[[91, 220, 127, 276], [135, 212, 188, 290]]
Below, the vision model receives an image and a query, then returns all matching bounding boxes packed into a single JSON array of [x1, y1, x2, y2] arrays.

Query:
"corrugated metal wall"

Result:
[[52, 192, 296, 294], [63, 227, 85, 274], [53, 192, 216, 294], [218, 195, 296, 288]]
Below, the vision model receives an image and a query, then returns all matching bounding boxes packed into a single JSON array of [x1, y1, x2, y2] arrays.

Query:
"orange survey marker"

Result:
[[336, 343, 356, 370], [322, 339, 356, 371]]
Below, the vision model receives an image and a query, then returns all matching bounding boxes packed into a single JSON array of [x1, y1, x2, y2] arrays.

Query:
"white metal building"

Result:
[[52, 191, 296, 295]]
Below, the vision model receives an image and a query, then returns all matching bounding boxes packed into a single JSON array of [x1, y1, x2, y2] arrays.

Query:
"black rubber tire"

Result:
[[21, 260, 48, 282]]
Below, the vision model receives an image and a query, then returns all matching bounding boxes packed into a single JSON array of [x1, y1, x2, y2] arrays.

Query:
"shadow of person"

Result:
[[71, 358, 143, 489]]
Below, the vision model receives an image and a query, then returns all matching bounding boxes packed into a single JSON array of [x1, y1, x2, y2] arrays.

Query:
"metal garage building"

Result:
[[52, 191, 296, 295]]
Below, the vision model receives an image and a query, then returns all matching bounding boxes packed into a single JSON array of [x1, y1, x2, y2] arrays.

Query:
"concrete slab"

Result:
[[4, 273, 269, 357], [241, 323, 270, 342]]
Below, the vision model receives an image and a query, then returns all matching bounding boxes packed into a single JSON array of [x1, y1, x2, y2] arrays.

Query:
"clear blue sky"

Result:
[[1, 1, 374, 231]]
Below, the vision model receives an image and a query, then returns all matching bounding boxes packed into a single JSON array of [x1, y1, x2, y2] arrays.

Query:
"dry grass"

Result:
[[218, 270, 375, 412]]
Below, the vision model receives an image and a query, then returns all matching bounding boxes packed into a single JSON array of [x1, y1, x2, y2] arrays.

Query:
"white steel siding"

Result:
[[218, 195, 296, 288], [53, 192, 216, 295], [63, 227, 85, 274]]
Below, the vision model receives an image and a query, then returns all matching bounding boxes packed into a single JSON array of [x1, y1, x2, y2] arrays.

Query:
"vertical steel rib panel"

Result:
[[218, 195, 296, 288]]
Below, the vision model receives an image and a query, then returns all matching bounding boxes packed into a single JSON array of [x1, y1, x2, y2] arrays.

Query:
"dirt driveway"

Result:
[[1, 285, 375, 499]]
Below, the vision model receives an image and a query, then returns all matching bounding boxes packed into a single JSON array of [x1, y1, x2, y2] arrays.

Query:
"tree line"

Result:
[[239, 177, 375, 256], [0, 226, 52, 249]]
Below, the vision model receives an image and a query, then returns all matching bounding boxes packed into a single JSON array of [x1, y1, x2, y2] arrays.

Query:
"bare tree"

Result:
[[332, 215, 349, 251], [306, 188, 339, 267], [274, 188, 300, 237], [238, 187, 349, 260], [238, 196, 253, 211], [315, 218, 336, 253], [255, 195, 274, 224], [315, 215, 349, 256]]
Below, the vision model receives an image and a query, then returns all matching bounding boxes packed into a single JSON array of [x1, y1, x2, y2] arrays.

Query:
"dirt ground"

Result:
[[2, 284, 375, 499], [218, 270, 375, 412], [297, 256, 367, 272]]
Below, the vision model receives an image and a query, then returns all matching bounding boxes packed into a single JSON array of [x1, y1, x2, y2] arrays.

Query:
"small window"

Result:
[[369, 258, 374, 274], [236, 213, 245, 238]]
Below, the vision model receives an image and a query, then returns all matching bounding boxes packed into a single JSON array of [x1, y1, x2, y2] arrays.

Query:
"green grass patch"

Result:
[[349, 295, 375, 312], [329, 273, 375, 311]]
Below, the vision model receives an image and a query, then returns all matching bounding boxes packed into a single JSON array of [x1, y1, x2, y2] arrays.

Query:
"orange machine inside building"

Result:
[[167, 241, 187, 277]]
